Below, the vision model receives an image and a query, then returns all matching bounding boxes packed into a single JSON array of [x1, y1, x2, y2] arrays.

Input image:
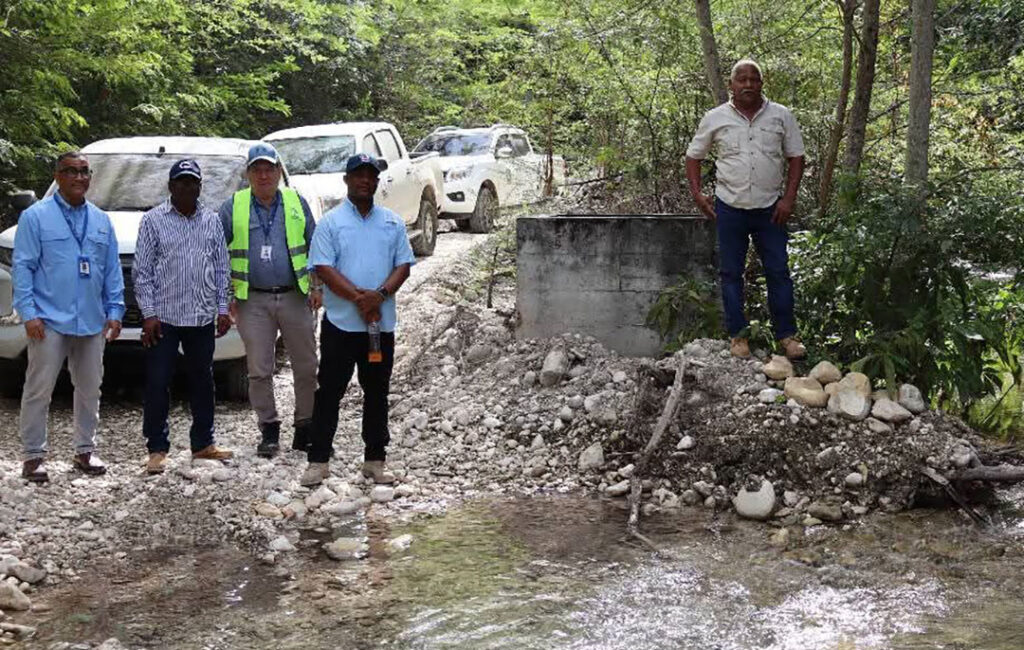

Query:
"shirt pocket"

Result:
[[40, 226, 73, 263], [717, 126, 743, 155], [758, 125, 785, 158], [86, 229, 110, 262]]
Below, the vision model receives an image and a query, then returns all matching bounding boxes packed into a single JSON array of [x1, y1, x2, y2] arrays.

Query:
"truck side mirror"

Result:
[[496, 146, 514, 159], [10, 190, 37, 214]]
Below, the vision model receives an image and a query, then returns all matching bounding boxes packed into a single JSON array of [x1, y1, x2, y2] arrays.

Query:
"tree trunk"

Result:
[[842, 0, 881, 176], [694, 0, 728, 105], [905, 0, 936, 196], [817, 0, 857, 218]]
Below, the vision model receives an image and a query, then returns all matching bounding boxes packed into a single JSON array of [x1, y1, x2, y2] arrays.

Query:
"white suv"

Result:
[[412, 125, 565, 233]]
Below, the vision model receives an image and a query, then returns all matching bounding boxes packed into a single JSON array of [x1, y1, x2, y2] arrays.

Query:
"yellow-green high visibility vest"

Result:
[[229, 188, 310, 300]]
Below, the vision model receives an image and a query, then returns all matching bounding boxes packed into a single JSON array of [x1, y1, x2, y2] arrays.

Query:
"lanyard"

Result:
[[254, 193, 281, 240], [58, 201, 89, 250]]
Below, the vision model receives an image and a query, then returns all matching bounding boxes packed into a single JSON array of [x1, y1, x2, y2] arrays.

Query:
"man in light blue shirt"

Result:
[[301, 153, 415, 487], [12, 151, 125, 482]]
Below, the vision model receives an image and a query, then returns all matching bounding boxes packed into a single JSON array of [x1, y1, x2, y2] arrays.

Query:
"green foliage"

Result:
[[646, 275, 721, 352]]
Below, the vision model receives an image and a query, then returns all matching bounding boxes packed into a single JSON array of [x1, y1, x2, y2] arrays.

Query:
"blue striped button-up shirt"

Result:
[[132, 199, 229, 327], [12, 192, 125, 336]]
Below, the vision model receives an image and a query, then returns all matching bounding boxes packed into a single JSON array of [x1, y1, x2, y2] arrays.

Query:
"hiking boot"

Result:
[[256, 422, 281, 459], [780, 337, 807, 360], [291, 420, 313, 453], [730, 337, 751, 358], [192, 445, 234, 461], [73, 452, 107, 476], [22, 459, 48, 483], [300, 462, 330, 487], [146, 452, 168, 475], [361, 460, 396, 485]]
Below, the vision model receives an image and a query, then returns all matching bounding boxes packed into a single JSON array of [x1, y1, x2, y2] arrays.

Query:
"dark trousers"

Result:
[[308, 318, 395, 464], [143, 322, 216, 453], [716, 197, 796, 340]]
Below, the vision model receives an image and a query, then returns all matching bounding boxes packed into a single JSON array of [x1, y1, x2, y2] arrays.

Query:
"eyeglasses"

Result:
[[57, 167, 92, 178]]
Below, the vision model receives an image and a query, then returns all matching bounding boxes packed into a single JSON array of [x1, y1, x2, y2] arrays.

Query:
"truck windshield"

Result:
[[50, 153, 249, 212], [414, 133, 492, 157], [271, 136, 357, 174]]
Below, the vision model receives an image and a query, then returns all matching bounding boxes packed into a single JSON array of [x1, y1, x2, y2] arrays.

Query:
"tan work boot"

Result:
[[361, 460, 396, 485], [730, 337, 751, 359], [146, 452, 168, 475], [22, 458, 49, 483], [192, 445, 234, 461], [300, 462, 330, 487], [780, 337, 807, 360]]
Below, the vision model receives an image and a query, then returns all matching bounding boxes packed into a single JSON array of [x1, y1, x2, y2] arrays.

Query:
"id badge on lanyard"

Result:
[[78, 256, 91, 278], [64, 207, 90, 278]]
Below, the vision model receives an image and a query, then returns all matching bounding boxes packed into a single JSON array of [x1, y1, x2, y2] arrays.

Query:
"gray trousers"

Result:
[[20, 329, 105, 460], [236, 290, 317, 427]]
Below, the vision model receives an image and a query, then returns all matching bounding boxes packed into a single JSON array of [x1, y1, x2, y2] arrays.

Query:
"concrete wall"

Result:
[[516, 215, 717, 357]]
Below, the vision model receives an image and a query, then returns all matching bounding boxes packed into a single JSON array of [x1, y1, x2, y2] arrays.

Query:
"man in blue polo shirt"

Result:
[[301, 153, 415, 487], [12, 151, 125, 482]]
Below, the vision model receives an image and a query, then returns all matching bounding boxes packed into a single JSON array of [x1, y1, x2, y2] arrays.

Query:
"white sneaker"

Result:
[[300, 462, 330, 487]]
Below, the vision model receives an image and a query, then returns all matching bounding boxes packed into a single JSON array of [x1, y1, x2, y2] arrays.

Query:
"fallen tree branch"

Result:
[[627, 352, 688, 540], [953, 464, 1024, 483], [920, 467, 991, 527]]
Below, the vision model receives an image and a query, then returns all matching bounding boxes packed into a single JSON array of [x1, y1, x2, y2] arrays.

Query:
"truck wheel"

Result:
[[411, 196, 438, 256], [468, 186, 498, 234], [216, 358, 249, 402]]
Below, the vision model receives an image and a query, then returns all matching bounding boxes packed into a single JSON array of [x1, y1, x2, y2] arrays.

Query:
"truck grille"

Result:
[[121, 261, 142, 327]]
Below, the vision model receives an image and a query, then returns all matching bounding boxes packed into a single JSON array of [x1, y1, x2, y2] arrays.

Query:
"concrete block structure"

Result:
[[516, 214, 717, 357]]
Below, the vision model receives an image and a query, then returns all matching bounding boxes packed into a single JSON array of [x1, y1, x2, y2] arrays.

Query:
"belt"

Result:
[[250, 286, 294, 294]]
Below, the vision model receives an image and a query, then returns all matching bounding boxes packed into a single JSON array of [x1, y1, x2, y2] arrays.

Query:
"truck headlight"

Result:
[[445, 166, 473, 182], [0, 246, 11, 268]]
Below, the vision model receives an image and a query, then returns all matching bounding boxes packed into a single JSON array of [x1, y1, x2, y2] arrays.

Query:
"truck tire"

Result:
[[468, 186, 498, 234], [411, 196, 438, 256], [216, 358, 249, 402]]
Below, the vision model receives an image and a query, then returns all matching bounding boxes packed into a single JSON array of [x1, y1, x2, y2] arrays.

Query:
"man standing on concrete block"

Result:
[[685, 58, 807, 360], [300, 154, 414, 487]]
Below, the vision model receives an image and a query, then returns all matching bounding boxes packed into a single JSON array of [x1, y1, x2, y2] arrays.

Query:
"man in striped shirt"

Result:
[[133, 159, 234, 474]]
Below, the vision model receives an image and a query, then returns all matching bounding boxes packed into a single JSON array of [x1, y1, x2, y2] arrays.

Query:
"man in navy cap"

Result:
[[134, 159, 234, 474], [300, 153, 415, 487], [218, 143, 320, 458]]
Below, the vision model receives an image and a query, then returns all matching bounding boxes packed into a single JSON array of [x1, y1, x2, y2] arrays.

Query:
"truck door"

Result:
[[375, 128, 412, 219], [361, 133, 392, 209], [510, 133, 540, 205], [493, 133, 516, 206]]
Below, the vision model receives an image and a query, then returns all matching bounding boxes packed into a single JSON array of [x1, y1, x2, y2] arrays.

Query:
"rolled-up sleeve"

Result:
[[102, 225, 126, 321], [211, 216, 230, 314], [132, 215, 157, 320], [308, 217, 335, 269], [686, 112, 716, 160], [393, 221, 416, 268], [12, 211, 41, 322], [782, 109, 806, 158]]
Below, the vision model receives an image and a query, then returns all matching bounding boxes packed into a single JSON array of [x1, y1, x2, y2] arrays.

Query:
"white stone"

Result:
[[732, 479, 776, 520], [530, 434, 545, 451], [211, 468, 232, 482], [762, 355, 794, 380], [5, 563, 44, 586], [266, 491, 290, 507], [254, 503, 283, 518], [618, 464, 635, 479], [268, 536, 296, 553], [808, 361, 842, 385], [578, 442, 604, 471], [522, 371, 537, 386], [370, 486, 395, 503], [482, 416, 502, 429], [871, 398, 913, 423], [539, 348, 569, 387], [387, 534, 414, 553], [324, 537, 368, 561], [844, 472, 865, 488], [898, 384, 926, 414], [676, 435, 695, 450], [827, 389, 872, 421], [612, 371, 628, 383], [558, 406, 574, 422], [584, 394, 604, 413], [758, 388, 784, 404], [836, 372, 871, 397], [606, 480, 631, 497], [323, 501, 362, 516], [783, 377, 828, 408]]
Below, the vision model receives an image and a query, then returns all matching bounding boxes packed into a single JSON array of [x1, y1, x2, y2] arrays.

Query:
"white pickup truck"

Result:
[[264, 122, 443, 256], [412, 124, 567, 233], [0, 136, 320, 399]]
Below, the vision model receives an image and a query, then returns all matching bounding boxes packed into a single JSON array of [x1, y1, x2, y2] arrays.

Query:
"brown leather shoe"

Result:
[[192, 445, 234, 461], [361, 460, 396, 485], [780, 337, 807, 360], [146, 452, 168, 475], [73, 452, 107, 476], [730, 337, 751, 358], [22, 459, 48, 483]]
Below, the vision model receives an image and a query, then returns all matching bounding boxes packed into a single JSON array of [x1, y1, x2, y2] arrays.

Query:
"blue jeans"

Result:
[[715, 197, 796, 340], [143, 322, 216, 453]]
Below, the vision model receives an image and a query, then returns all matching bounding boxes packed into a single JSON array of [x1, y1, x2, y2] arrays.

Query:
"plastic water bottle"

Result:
[[368, 321, 382, 363]]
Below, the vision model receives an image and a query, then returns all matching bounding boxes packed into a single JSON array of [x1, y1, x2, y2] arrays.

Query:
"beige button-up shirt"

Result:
[[686, 98, 805, 210]]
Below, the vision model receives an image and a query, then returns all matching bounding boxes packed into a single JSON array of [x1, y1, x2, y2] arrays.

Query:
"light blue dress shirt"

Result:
[[12, 192, 126, 336], [308, 200, 415, 333]]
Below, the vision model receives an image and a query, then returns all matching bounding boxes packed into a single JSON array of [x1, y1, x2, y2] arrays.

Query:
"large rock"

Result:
[[6, 561, 45, 585], [783, 377, 828, 408], [0, 582, 31, 611], [606, 480, 631, 497], [871, 398, 913, 423], [808, 361, 842, 385], [324, 537, 368, 561], [827, 389, 872, 421], [578, 442, 605, 471], [762, 355, 794, 380], [539, 348, 569, 387], [732, 479, 776, 520], [807, 501, 844, 522], [758, 388, 784, 404], [836, 372, 871, 397], [898, 384, 926, 414]]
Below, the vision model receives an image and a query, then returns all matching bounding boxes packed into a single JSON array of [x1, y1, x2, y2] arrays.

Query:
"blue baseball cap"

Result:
[[247, 142, 280, 167], [345, 153, 388, 174], [169, 159, 202, 181]]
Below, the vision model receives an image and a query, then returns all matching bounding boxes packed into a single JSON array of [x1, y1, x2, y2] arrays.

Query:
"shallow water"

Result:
[[30, 492, 1024, 649]]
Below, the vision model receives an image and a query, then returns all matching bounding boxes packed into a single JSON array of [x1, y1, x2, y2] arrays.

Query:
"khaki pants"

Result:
[[236, 290, 317, 427], [20, 329, 105, 460]]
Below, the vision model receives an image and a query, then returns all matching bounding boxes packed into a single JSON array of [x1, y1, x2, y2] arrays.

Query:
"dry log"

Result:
[[953, 464, 1024, 483], [920, 467, 990, 527]]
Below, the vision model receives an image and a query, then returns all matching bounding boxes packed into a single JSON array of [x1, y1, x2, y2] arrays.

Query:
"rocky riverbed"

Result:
[[0, 218, 1021, 648]]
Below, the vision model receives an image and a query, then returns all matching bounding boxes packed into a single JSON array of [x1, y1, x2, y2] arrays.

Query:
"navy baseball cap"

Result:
[[169, 159, 202, 181], [345, 153, 388, 174], [247, 142, 280, 167]]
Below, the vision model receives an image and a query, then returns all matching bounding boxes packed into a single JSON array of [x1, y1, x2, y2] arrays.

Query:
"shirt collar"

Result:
[[727, 96, 770, 122], [343, 198, 377, 221], [165, 197, 206, 219], [54, 191, 87, 213]]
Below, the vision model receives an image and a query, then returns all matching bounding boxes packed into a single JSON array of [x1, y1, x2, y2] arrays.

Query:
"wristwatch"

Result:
[[376, 285, 390, 299]]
